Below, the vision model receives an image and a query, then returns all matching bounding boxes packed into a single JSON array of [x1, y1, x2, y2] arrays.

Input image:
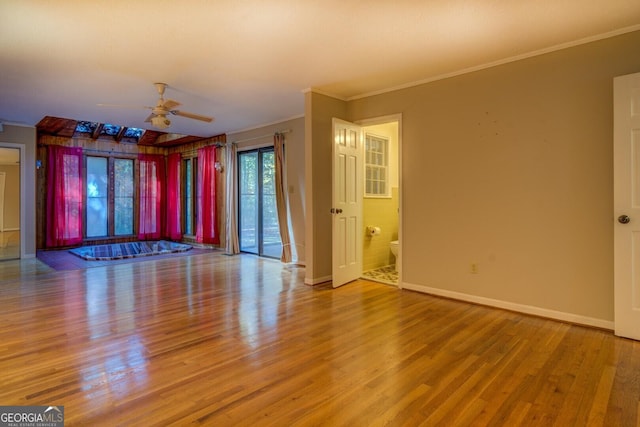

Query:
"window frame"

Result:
[[182, 156, 198, 237], [113, 157, 136, 237], [83, 154, 138, 241], [364, 132, 391, 198], [85, 155, 109, 238]]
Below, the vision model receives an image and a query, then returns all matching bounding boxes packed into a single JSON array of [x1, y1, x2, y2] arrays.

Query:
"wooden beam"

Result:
[[137, 129, 165, 146], [115, 126, 127, 142], [92, 123, 104, 140], [154, 134, 207, 147], [36, 116, 78, 138]]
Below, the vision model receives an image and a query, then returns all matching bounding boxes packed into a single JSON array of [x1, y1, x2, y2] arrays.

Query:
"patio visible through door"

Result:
[[238, 147, 282, 258]]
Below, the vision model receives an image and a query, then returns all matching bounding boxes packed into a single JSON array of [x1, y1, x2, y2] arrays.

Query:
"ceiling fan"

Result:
[[99, 83, 214, 130]]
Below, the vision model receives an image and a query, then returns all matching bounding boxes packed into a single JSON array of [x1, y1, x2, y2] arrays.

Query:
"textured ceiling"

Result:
[[1, 0, 639, 137]]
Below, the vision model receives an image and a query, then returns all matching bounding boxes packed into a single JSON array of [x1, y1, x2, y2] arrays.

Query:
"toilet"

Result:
[[389, 240, 399, 272]]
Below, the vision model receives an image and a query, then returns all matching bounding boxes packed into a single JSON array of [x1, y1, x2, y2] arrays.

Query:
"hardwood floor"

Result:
[[0, 252, 639, 426]]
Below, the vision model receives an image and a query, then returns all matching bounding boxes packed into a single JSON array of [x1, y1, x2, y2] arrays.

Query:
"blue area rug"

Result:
[[69, 241, 192, 261]]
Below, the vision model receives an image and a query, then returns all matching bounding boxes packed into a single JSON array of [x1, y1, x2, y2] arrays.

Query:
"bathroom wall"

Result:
[[363, 187, 399, 270], [362, 121, 399, 271]]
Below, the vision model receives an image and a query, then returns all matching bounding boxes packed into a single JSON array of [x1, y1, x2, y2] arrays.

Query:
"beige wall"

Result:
[[343, 30, 640, 324], [304, 91, 347, 283], [0, 164, 20, 230], [227, 116, 305, 263], [0, 124, 36, 257]]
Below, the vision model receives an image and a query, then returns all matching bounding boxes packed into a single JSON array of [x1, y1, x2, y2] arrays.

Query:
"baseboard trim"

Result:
[[402, 281, 614, 331], [305, 275, 332, 286]]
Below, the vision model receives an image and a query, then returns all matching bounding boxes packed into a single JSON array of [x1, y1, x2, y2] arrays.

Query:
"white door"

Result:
[[614, 72, 640, 340], [332, 118, 363, 288]]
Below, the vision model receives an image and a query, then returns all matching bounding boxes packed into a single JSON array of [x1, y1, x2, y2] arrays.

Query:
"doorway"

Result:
[[238, 147, 282, 258], [330, 115, 401, 288], [359, 117, 401, 286], [0, 147, 20, 260]]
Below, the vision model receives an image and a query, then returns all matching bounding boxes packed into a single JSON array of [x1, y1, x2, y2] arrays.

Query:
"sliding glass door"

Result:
[[238, 148, 282, 258]]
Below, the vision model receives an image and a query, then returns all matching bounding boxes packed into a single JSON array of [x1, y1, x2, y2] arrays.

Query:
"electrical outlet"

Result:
[[470, 263, 479, 274]]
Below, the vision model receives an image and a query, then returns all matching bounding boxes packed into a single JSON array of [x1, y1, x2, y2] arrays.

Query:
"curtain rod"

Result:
[[231, 129, 291, 145]]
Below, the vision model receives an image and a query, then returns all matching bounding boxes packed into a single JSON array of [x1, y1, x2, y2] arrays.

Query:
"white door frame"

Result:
[[356, 114, 403, 288], [0, 143, 24, 258]]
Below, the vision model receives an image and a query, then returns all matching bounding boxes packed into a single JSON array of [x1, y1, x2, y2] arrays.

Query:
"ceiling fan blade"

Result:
[[98, 103, 153, 110], [143, 113, 156, 123], [162, 99, 181, 110], [171, 110, 214, 123]]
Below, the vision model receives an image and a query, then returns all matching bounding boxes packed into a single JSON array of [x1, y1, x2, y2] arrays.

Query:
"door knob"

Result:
[[336, 209, 343, 214], [618, 215, 631, 224]]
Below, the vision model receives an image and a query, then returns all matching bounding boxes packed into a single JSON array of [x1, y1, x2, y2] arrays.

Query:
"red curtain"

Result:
[[165, 153, 182, 241], [138, 154, 165, 240], [196, 145, 219, 244], [46, 145, 84, 248]]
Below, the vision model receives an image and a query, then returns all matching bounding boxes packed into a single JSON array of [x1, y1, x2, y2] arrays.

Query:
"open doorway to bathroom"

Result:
[[0, 147, 20, 260], [359, 117, 400, 286]]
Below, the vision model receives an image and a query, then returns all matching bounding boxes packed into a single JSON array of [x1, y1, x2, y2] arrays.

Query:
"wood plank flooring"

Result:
[[0, 252, 639, 426]]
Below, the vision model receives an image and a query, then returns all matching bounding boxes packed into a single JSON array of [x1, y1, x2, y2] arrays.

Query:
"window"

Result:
[[365, 133, 390, 198], [183, 158, 197, 236], [85, 156, 135, 238], [114, 159, 134, 235], [75, 121, 145, 143], [86, 157, 108, 237]]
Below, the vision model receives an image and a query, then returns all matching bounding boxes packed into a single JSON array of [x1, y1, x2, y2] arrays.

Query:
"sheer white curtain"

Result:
[[274, 133, 292, 262], [225, 142, 240, 254]]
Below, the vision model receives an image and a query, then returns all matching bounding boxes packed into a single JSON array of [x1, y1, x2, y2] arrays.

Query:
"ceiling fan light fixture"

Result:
[[151, 115, 171, 129], [98, 83, 214, 129]]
